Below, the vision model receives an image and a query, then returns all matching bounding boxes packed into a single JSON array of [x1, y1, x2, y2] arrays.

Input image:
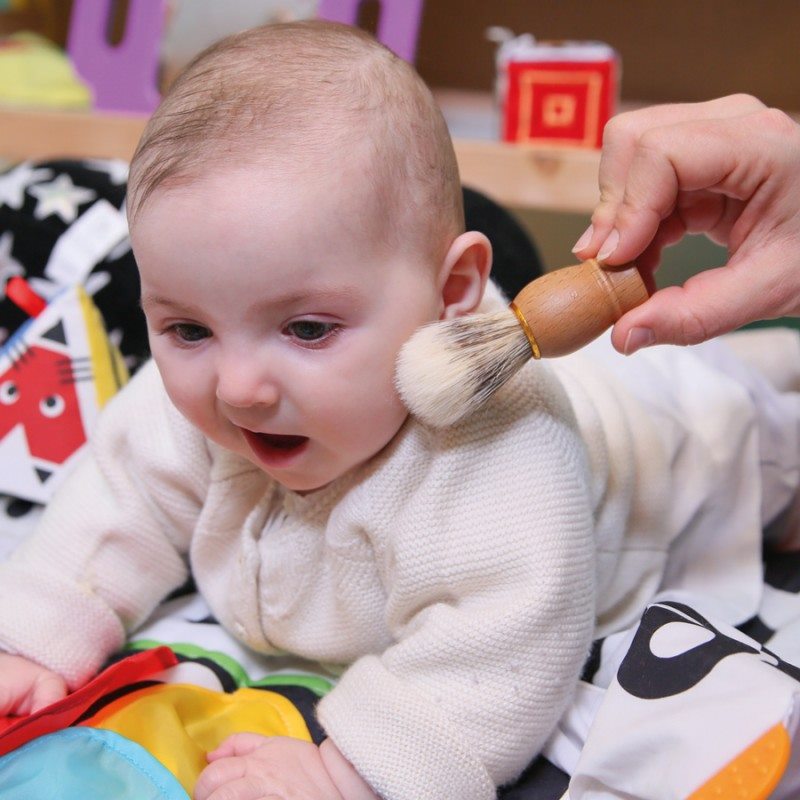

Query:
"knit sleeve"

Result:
[[317, 364, 596, 800], [0, 360, 210, 688]]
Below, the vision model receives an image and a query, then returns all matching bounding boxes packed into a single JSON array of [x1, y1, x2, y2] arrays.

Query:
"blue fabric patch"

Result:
[[0, 727, 189, 799]]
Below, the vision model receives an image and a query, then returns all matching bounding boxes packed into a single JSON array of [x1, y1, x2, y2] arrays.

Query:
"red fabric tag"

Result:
[[5, 277, 47, 318]]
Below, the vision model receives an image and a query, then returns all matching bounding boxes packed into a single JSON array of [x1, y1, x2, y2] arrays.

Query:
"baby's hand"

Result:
[[0, 653, 67, 716], [194, 733, 377, 800]]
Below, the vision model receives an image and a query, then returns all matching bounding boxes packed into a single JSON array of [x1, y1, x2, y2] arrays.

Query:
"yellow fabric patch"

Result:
[[0, 284, 128, 503], [80, 683, 312, 795], [77, 285, 128, 408]]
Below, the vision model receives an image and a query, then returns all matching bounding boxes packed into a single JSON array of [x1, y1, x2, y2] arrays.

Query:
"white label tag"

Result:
[[45, 199, 129, 286]]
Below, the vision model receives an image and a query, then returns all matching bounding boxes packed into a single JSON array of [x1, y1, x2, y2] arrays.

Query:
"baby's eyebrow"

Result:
[[140, 286, 363, 314], [265, 284, 363, 307], [139, 293, 198, 315]]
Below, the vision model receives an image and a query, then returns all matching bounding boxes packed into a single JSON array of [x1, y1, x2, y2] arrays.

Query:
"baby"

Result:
[[1, 19, 799, 800]]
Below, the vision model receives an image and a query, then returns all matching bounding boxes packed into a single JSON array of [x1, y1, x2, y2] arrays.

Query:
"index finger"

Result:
[[598, 108, 790, 266], [574, 94, 767, 257]]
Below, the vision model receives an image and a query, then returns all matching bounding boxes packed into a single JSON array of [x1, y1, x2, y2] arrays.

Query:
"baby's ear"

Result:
[[438, 231, 492, 320]]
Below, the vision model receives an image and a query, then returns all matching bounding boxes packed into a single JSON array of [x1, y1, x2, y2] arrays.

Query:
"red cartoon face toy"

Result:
[[0, 338, 87, 471], [0, 283, 127, 503]]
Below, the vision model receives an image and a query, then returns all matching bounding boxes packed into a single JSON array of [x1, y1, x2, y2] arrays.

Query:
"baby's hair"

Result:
[[128, 20, 464, 256]]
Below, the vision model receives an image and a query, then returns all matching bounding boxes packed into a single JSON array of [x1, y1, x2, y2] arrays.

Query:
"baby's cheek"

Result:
[[159, 375, 217, 438]]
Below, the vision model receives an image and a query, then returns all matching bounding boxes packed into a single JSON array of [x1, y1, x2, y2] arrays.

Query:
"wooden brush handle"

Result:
[[511, 259, 649, 358]]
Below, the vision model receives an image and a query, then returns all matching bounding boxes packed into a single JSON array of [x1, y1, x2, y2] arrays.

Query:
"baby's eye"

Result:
[[170, 323, 211, 343], [285, 320, 339, 342]]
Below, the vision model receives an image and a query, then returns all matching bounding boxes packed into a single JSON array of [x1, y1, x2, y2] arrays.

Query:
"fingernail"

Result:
[[571, 224, 594, 253], [597, 229, 620, 261], [624, 327, 655, 355]]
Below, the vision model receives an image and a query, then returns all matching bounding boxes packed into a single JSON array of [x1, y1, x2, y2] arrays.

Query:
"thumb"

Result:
[[28, 672, 67, 713], [0, 686, 16, 717], [609, 259, 786, 353], [207, 732, 270, 761], [0, 673, 67, 717]]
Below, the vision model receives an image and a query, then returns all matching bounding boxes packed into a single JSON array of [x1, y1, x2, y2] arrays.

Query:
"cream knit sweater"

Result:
[[0, 355, 596, 799], [1, 328, 794, 799]]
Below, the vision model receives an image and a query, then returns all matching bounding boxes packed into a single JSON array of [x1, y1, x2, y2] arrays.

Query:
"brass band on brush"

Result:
[[509, 302, 541, 360]]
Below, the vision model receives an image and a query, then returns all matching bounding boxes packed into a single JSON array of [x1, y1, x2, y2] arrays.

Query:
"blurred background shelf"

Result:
[[436, 90, 602, 215], [0, 106, 146, 164], [0, 90, 603, 215]]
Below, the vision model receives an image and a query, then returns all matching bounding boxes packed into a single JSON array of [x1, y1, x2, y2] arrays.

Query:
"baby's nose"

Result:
[[215, 357, 279, 409]]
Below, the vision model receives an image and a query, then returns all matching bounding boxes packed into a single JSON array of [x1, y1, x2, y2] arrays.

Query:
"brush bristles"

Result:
[[395, 309, 532, 427]]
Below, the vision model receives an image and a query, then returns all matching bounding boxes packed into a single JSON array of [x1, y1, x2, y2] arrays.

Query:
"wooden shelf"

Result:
[[0, 107, 146, 164], [0, 92, 602, 213], [453, 137, 600, 214], [437, 89, 600, 214]]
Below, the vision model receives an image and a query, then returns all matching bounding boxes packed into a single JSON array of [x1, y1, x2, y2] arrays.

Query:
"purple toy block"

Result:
[[67, 0, 165, 114], [317, 0, 425, 63]]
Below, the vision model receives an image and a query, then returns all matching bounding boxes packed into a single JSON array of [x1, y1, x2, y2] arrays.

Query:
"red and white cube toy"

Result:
[[495, 34, 620, 149]]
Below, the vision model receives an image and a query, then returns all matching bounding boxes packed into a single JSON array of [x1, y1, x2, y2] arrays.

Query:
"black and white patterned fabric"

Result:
[[0, 159, 147, 530], [0, 159, 147, 369]]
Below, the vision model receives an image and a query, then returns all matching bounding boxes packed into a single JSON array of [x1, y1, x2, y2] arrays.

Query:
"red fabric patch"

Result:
[[0, 646, 178, 756], [0, 345, 87, 465]]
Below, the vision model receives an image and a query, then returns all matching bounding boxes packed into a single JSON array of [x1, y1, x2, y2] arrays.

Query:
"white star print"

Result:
[[106, 235, 132, 261], [27, 276, 61, 302], [0, 232, 24, 297], [29, 174, 97, 224], [85, 270, 111, 296], [0, 162, 54, 210], [85, 159, 130, 185]]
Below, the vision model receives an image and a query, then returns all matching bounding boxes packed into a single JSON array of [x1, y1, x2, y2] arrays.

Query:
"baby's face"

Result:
[[133, 165, 443, 492]]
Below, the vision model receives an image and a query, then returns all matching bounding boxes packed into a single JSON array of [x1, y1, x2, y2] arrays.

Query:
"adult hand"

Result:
[[194, 733, 378, 800], [571, 94, 800, 353], [0, 652, 67, 715]]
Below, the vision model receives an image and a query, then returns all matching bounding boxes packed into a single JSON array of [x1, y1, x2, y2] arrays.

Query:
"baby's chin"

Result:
[[254, 446, 398, 496], [245, 455, 345, 496]]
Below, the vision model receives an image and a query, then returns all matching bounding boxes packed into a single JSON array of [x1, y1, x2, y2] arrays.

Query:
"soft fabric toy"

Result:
[[0, 639, 322, 798], [0, 279, 128, 503], [0, 159, 148, 370], [0, 159, 144, 513]]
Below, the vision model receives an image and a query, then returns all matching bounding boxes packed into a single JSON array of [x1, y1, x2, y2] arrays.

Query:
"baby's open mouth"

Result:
[[242, 429, 309, 464], [259, 433, 308, 450]]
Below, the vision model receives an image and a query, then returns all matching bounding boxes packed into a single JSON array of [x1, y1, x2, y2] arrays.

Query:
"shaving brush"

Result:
[[396, 259, 649, 427]]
